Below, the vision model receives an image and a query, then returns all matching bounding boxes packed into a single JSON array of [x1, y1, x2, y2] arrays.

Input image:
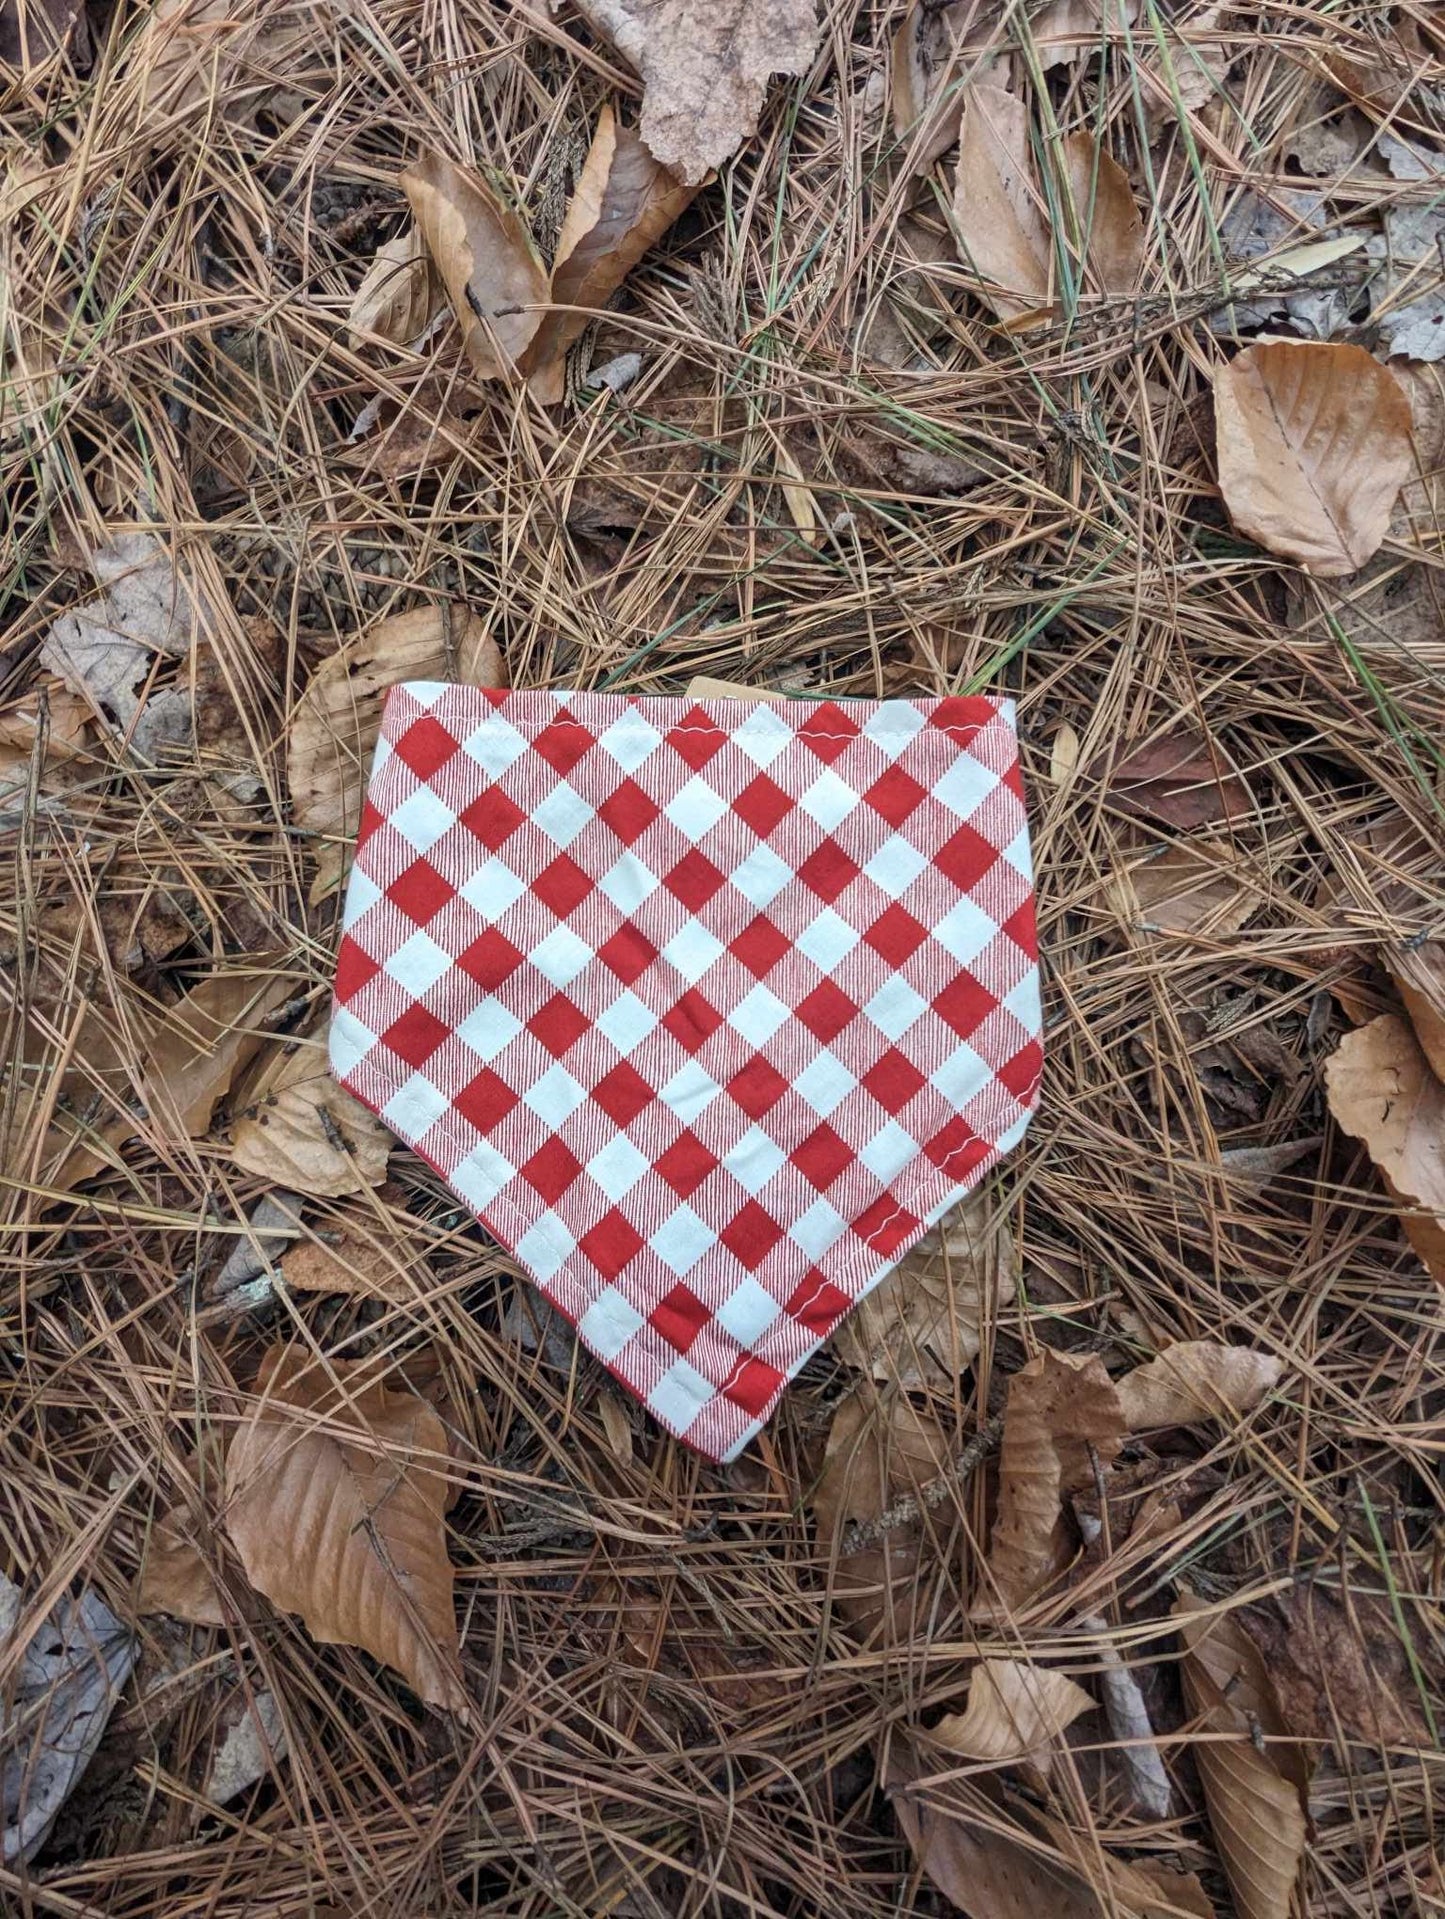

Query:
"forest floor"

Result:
[[1, 2, 1443, 1916]]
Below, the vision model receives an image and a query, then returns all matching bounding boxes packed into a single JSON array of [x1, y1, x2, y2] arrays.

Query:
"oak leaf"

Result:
[[972, 1349, 1124, 1618], [1175, 1594, 1308, 1919], [1116, 1341, 1284, 1430], [287, 602, 503, 903], [524, 105, 697, 404], [572, 0, 824, 185], [952, 87, 1142, 321], [930, 1660, 1094, 1776], [832, 1190, 1017, 1387], [400, 154, 548, 381], [1213, 341, 1413, 576], [225, 1345, 465, 1714], [1324, 1012, 1445, 1283]]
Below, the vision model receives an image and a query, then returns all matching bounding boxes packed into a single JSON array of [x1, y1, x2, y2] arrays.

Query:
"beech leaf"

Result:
[[288, 602, 503, 903], [952, 88, 1142, 321], [349, 226, 440, 349], [832, 1190, 1017, 1387], [1213, 341, 1413, 576], [572, 0, 824, 185], [1324, 1012, 1445, 1284], [524, 105, 696, 404], [972, 1349, 1124, 1618], [890, 1, 1010, 172], [1385, 942, 1445, 1084], [930, 1659, 1094, 1775], [400, 153, 548, 380], [134, 1509, 229, 1626], [281, 1218, 422, 1303], [225, 1345, 466, 1715], [228, 1030, 389, 1198], [1117, 1341, 1285, 1430], [1106, 731, 1252, 830], [1175, 1594, 1308, 1919], [141, 964, 296, 1139]]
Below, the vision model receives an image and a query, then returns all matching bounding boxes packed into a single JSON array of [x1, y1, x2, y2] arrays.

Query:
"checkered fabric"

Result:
[[330, 688, 1042, 1461]]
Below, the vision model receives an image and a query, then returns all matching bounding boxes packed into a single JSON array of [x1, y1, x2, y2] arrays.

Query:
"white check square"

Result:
[[597, 715, 664, 772], [597, 851, 659, 914], [577, 1286, 645, 1356], [862, 836, 930, 898], [522, 1062, 588, 1126], [529, 924, 593, 985], [731, 705, 793, 765], [793, 1049, 857, 1117], [647, 1357, 714, 1430], [381, 1071, 451, 1141], [864, 975, 930, 1041], [729, 842, 792, 909], [728, 982, 791, 1045], [596, 989, 658, 1055], [650, 1204, 714, 1276], [714, 1275, 783, 1346], [587, 1134, 651, 1201], [722, 1126, 788, 1195], [795, 906, 859, 973], [461, 716, 529, 778], [532, 783, 595, 846], [857, 1118, 919, 1183], [456, 997, 523, 1061], [798, 768, 858, 833], [389, 785, 456, 853], [664, 775, 730, 840], [459, 857, 528, 919], [661, 920, 725, 982], [384, 929, 452, 997]]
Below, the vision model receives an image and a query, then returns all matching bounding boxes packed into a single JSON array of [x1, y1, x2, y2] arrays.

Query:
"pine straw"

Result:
[[2, 2, 1444, 1914]]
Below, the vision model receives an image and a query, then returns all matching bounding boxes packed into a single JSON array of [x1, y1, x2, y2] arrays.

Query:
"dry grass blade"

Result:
[[225, 1345, 465, 1716]]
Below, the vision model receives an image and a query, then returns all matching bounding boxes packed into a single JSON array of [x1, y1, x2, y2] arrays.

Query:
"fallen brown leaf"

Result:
[[887, 1738, 1210, 1918], [1242, 1586, 1429, 1748], [141, 964, 295, 1139], [972, 1349, 1124, 1619], [228, 1031, 390, 1198], [1032, 0, 1137, 72], [1175, 1594, 1308, 1919], [890, 0, 1009, 172], [1117, 1341, 1284, 1430], [524, 105, 696, 404], [930, 1659, 1094, 1776], [1105, 732, 1252, 830], [225, 1344, 465, 1715], [281, 1225, 417, 1303], [1386, 943, 1445, 1083], [952, 87, 1142, 321], [348, 226, 440, 350], [288, 602, 503, 903], [1107, 839, 1260, 939], [1325, 1013, 1445, 1284], [810, 1386, 960, 1643], [831, 1190, 1017, 1388], [400, 153, 548, 381], [572, 0, 824, 185], [1213, 341, 1413, 576]]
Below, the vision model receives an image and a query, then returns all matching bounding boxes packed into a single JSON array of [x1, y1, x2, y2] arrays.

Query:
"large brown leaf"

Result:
[[524, 106, 697, 404], [400, 154, 548, 381], [887, 1739, 1211, 1918], [972, 1349, 1124, 1619], [1324, 1012, 1445, 1283], [572, 0, 824, 185], [831, 1189, 1017, 1387], [225, 1346, 465, 1715], [1175, 1594, 1308, 1919], [1213, 341, 1413, 576], [952, 87, 1141, 321], [141, 964, 296, 1139], [1105, 732, 1252, 830], [288, 603, 503, 903]]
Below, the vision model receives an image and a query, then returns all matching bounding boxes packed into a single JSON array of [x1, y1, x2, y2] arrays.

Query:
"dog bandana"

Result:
[[330, 687, 1041, 1460]]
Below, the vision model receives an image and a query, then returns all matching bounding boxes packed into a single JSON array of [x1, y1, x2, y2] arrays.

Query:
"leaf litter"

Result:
[[4, 0, 1445, 1910]]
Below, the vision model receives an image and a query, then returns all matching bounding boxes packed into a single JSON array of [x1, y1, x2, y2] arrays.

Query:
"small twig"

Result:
[[1078, 1608, 1173, 1819], [837, 1416, 1003, 1558]]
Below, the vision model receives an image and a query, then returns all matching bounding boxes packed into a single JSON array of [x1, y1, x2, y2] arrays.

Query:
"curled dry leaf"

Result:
[[952, 87, 1142, 321], [972, 1349, 1124, 1619], [1386, 942, 1445, 1083], [930, 1659, 1094, 1775], [1107, 839, 1260, 939], [1032, 0, 1137, 72], [348, 226, 439, 349], [832, 1189, 1016, 1387], [134, 1511, 228, 1627], [1117, 1340, 1284, 1430], [1175, 1593, 1308, 1919], [288, 602, 503, 903], [810, 1386, 959, 1643], [41, 527, 209, 727], [225, 1344, 465, 1715], [524, 105, 696, 404], [400, 154, 548, 380], [1324, 1013, 1445, 1284], [572, 0, 824, 185], [1213, 341, 1413, 576], [890, 0, 1010, 172], [229, 1032, 390, 1198]]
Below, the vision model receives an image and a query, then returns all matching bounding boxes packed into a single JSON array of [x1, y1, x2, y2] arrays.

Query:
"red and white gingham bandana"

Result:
[[330, 688, 1041, 1460]]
